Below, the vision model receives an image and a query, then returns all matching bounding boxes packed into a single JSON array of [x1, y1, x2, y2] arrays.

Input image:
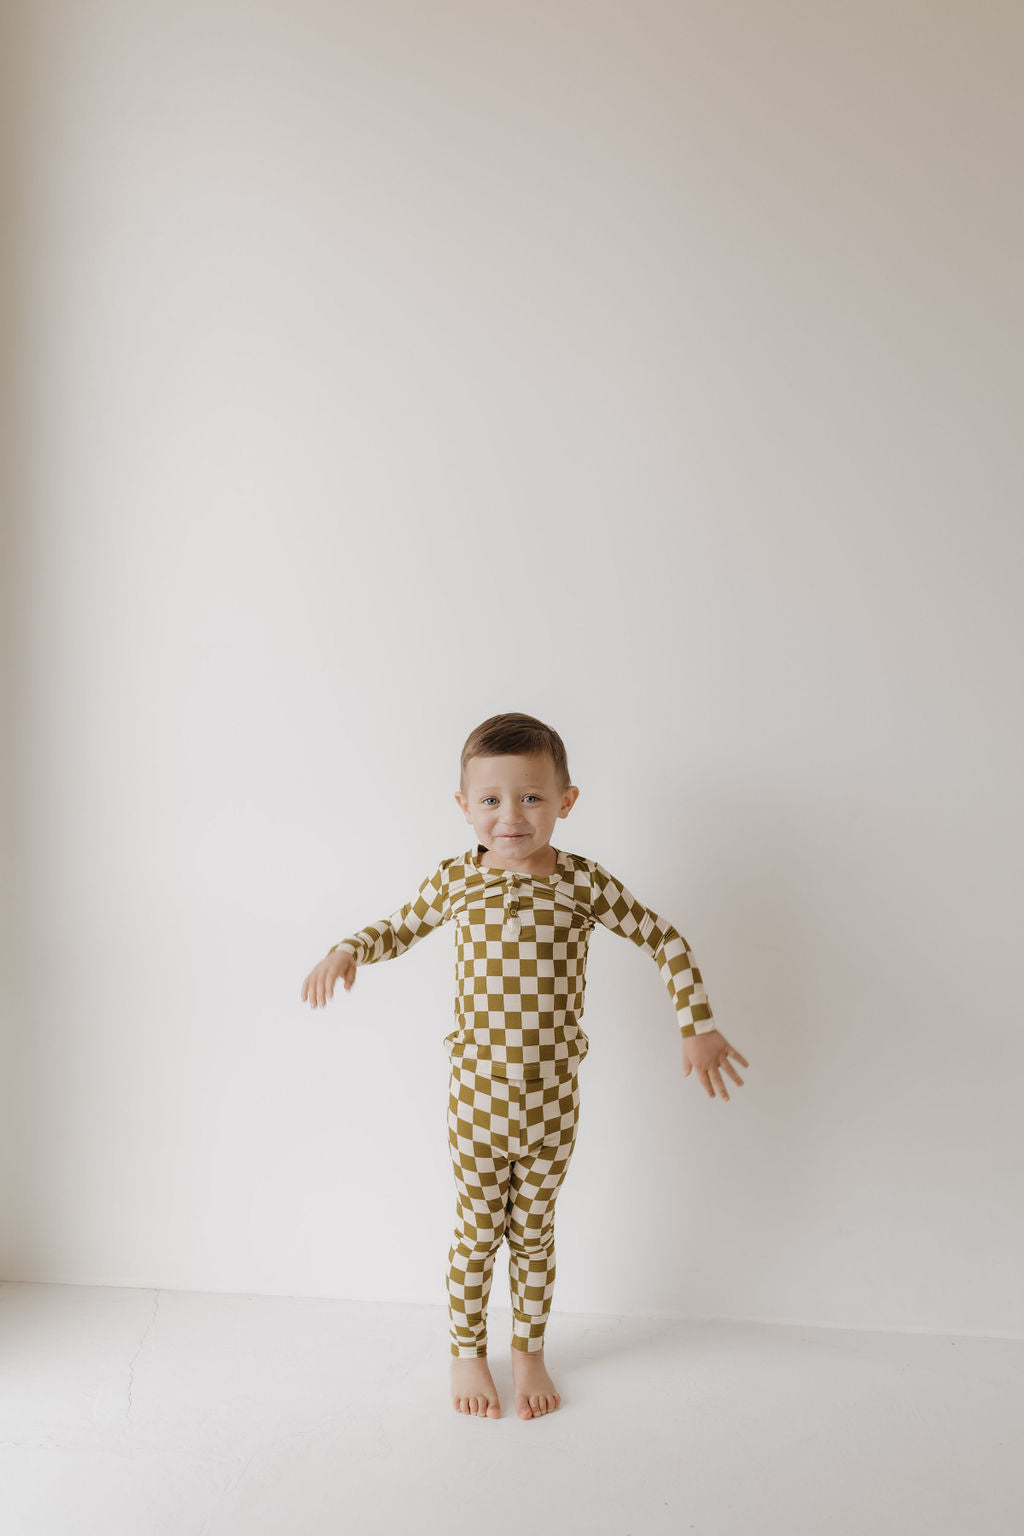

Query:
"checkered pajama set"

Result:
[[330, 843, 717, 1358]]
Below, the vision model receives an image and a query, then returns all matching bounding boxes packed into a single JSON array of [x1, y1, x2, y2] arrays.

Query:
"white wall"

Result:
[[3, 0, 1021, 1338]]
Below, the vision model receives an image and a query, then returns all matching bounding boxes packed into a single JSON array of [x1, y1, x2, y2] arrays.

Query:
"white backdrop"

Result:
[[2, 0, 1021, 1339]]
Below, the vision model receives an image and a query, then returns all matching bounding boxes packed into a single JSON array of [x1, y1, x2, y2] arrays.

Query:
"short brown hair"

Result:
[[460, 713, 571, 796]]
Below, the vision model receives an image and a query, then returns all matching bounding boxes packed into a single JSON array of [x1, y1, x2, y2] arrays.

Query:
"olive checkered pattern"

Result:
[[445, 1062, 580, 1356], [331, 843, 717, 1081], [330, 842, 717, 1356]]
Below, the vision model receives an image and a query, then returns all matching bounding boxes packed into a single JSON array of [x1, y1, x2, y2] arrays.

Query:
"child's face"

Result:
[[455, 752, 577, 855]]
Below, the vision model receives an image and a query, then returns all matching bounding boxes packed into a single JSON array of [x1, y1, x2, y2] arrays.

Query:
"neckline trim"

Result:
[[470, 842, 564, 880]]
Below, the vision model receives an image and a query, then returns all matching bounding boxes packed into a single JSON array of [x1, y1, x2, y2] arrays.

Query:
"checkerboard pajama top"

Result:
[[329, 844, 717, 1081]]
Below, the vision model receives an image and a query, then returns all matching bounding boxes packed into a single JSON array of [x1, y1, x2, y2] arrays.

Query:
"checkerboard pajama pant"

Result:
[[446, 1062, 581, 1358]]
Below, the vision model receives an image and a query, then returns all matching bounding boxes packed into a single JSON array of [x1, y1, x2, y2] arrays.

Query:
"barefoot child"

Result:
[[301, 712, 749, 1421]]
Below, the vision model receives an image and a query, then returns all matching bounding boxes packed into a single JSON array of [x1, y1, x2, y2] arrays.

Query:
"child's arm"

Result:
[[302, 858, 450, 1009], [590, 860, 717, 1039], [329, 859, 451, 966], [589, 860, 749, 1101]]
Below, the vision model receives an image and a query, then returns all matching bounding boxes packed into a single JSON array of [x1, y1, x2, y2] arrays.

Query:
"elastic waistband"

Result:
[[449, 1060, 580, 1087]]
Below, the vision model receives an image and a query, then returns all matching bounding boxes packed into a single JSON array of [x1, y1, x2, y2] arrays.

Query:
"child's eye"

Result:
[[481, 795, 541, 805]]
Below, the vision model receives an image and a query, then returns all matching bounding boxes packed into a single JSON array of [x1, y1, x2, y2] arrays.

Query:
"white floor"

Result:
[[0, 1282, 1020, 1536]]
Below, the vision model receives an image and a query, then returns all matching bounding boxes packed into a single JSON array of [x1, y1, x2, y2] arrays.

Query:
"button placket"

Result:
[[502, 871, 521, 940]]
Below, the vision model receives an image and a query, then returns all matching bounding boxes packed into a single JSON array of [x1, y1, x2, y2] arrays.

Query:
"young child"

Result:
[[301, 712, 748, 1422]]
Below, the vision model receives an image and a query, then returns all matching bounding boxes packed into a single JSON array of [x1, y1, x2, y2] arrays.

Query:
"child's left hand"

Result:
[[682, 1029, 748, 1101]]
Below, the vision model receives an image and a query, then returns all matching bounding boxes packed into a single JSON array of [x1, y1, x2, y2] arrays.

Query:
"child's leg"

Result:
[[505, 1070, 581, 1353], [446, 1066, 514, 1358]]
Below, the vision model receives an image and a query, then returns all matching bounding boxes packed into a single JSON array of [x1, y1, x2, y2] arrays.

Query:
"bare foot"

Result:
[[451, 1356, 502, 1417], [510, 1347, 561, 1418]]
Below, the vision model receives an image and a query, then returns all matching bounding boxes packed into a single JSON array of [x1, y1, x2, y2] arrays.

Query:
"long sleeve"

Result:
[[589, 861, 717, 1039], [330, 860, 450, 965]]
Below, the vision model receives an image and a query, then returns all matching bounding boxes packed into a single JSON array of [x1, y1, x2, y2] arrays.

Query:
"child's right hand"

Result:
[[301, 948, 357, 1008]]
